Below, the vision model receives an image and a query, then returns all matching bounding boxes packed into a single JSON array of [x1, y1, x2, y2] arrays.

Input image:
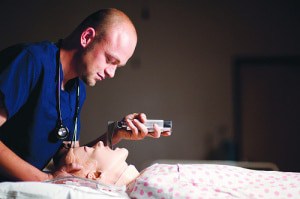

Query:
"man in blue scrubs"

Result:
[[0, 8, 170, 181]]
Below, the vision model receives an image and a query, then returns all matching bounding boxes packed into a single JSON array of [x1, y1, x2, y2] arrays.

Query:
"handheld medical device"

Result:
[[115, 120, 172, 132], [107, 119, 172, 149]]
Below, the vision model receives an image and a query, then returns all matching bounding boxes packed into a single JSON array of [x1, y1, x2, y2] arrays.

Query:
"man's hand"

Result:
[[113, 113, 171, 142]]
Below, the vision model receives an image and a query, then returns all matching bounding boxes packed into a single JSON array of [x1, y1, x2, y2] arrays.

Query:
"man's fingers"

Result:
[[125, 113, 139, 120], [148, 124, 161, 138], [126, 118, 138, 136], [161, 131, 172, 136], [133, 119, 148, 136], [117, 113, 172, 141], [139, 113, 147, 123]]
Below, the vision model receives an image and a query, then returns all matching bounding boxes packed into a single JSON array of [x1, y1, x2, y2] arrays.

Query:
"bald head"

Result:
[[73, 8, 137, 44]]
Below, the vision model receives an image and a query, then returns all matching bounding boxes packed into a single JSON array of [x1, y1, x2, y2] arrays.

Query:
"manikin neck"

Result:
[[115, 165, 140, 186]]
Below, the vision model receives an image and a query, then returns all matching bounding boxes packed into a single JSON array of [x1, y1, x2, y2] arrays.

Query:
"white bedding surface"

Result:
[[0, 181, 130, 199], [128, 164, 300, 199], [1, 164, 300, 199]]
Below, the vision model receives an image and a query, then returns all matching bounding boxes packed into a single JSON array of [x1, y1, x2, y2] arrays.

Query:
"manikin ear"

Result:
[[80, 27, 96, 48], [86, 170, 102, 180]]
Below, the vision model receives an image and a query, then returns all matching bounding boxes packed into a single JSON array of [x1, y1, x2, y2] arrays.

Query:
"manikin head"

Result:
[[62, 8, 137, 86], [57, 141, 139, 186]]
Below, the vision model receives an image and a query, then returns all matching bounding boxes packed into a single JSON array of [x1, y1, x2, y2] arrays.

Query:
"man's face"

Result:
[[79, 25, 137, 86]]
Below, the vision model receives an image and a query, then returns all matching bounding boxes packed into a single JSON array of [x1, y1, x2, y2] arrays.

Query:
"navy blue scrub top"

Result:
[[0, 41, 86, 170]]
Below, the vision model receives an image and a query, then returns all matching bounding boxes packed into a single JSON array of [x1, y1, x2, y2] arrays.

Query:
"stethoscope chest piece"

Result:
[[56, 125, 69, 140]]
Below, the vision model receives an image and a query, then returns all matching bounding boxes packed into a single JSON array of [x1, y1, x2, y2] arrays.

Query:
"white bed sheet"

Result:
[[0, 181, 130, 199], [1, 163, 299, 199], [128, 163, 300, 199]]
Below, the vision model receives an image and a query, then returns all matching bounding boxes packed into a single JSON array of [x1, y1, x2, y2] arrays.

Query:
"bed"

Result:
[[0, 163, 299, 199], [129, 163, 300, 199], [0, 177, 129, 199]]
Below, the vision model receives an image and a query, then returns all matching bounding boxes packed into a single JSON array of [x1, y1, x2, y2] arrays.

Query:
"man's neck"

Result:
[[59, 47, 78, 89]]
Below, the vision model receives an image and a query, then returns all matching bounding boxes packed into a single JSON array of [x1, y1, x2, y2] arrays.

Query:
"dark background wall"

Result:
[[0, 0, 299, 171]]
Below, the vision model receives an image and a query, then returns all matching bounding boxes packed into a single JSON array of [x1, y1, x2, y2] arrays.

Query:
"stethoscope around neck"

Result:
[[55, 40, 79, 148]]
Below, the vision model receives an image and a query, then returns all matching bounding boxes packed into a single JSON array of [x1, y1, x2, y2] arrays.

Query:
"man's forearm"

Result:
[[0, 141, 50, 181]]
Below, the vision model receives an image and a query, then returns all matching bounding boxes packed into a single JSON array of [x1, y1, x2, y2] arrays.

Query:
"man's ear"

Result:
[[80, 27, 96, 48], [86, 170, 101, 180]]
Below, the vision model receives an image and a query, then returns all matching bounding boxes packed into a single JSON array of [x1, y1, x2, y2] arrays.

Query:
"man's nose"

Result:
[[105, 65, 117, 78]]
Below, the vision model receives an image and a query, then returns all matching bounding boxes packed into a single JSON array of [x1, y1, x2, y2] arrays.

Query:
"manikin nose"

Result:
[[94, 141, 104, 148], [94, 141, 112, 150]]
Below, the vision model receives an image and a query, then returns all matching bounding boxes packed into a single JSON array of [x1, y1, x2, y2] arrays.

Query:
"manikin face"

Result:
[[61, 141, 130, 184], [79, 24, 137, 86]]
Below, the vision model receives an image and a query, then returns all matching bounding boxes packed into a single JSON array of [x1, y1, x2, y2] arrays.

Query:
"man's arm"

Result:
[[0, 104, 52, 181], [0, 106, 82, 181], [0, 98, 7, 126], [0, 141, 51, 181]]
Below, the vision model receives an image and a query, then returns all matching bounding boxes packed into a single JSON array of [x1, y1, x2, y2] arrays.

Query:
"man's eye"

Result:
[[109, 58, 118, 65], [111, 60, 118, 65], [106, 56, 111, 63], [106, 54, 119, 65]]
